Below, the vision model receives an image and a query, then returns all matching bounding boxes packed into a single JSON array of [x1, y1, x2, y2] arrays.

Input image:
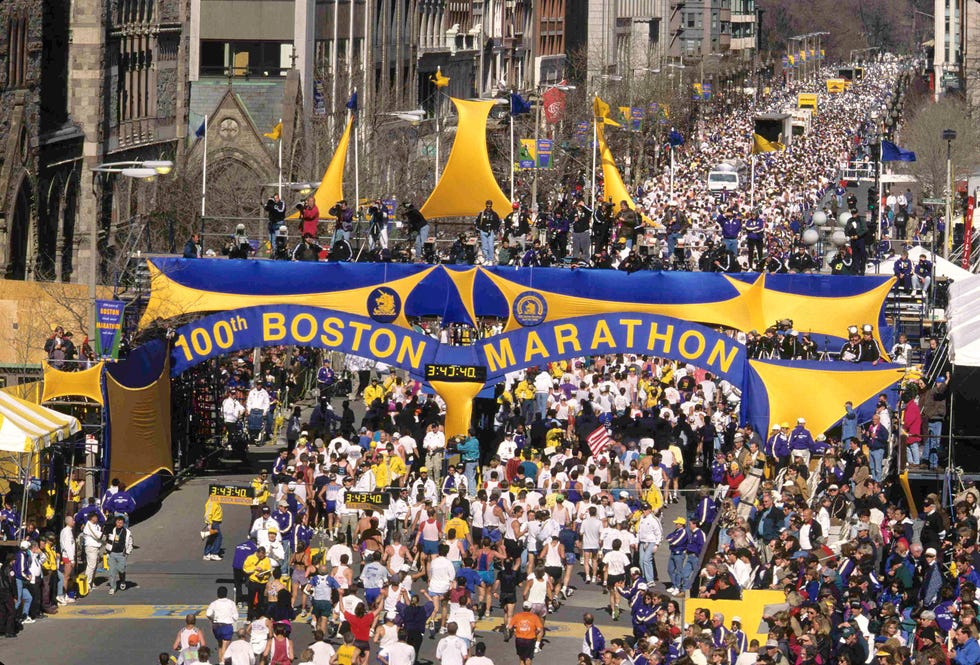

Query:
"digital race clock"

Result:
[[424, 364, 488, 383]]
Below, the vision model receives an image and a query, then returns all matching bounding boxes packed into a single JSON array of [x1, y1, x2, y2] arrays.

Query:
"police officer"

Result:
[[839, 326, 863, 363], [744, 213, 765, 269], [844, 210, 868, 275]]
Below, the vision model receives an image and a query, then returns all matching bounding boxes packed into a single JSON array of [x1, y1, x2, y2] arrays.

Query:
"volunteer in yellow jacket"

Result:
[[250, 469, 271, 522], [203, 496, 224, 561], [242, 547, 272, 620]]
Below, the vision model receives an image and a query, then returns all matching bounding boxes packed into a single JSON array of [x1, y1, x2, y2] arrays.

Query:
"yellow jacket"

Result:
[[387, 455, 407, 479], [243, 553, 272, 583], [42, 543, 59, 572], [251, 477, 270, 505], [363, 383, 385, 406], [514, 380, 535, 401], [205, 498, 223, 524], [373, 460, 391, 488], [643, 485, 664, 513]]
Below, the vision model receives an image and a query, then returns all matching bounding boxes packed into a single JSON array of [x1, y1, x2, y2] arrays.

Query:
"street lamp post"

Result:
[[88, 160, 174, 333], [943, 128, 957, 258]]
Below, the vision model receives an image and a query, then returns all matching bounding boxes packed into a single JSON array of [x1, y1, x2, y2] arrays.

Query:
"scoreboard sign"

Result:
[[344, 491, 391, 511], [208, 484, 254, 506]]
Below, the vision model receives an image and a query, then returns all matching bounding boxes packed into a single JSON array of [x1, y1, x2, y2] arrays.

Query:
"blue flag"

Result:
[[881, 140, 916, 162], [510, 92, 532, 115], [668, 129, 685, 147], [346, 90, 358, 112], [195, 119, 206, 139]]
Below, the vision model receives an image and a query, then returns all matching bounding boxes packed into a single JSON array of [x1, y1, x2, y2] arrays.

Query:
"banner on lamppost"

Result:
[[535, 139, 553, 169], [964, 195, 975, 270], [94, 299, 126, 360]]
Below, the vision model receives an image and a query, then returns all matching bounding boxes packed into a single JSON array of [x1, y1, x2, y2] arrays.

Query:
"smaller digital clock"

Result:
[[424, 364, 488, 383]]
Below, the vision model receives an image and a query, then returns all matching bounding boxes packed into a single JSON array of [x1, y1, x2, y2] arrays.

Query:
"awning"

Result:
[[948, 274, 980, 367], [0, 390, 81, 453]]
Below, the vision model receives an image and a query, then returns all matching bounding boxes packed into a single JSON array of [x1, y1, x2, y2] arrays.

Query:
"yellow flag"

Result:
[[593, 96, 621, 127], [752, 133, 785, 155], [430, 67, 450, 88], [263, 121, 282, 141]]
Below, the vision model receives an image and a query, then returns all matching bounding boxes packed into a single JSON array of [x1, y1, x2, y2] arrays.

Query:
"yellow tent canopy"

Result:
[[41, 361, 105, 406], [420, 98, 510, 219]]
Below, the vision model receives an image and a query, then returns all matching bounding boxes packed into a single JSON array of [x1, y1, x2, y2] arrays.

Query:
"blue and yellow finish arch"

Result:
[[144, 259, 902, 440]]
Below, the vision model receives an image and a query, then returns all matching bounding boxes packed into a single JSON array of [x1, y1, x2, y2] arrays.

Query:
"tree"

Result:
[[900, 97, 980, 197]]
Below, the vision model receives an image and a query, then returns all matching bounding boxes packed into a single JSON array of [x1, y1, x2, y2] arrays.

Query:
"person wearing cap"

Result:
[[764, 423, 790, 473], [839, 323, 868, 363], [104, 514, 133, 595], [636, 502, 662, 585], [203, 494, 224, 562], [730, 616, 747, 654], [665, 517, 688, 595], [271, 501, 294, 562], [858, 324, 882, 364], [787, 418, 815, 466], [919, 546, 943, 607], [508, 600, 544, 664], [681, 518, 706, 592]]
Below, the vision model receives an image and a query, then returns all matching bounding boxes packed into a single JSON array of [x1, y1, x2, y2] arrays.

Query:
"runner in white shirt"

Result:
[[601, 540, 630, 621], [426, 550, 456, 632]]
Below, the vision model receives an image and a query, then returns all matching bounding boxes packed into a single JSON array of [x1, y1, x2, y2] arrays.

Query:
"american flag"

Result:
[[587, 425, 613, 458]]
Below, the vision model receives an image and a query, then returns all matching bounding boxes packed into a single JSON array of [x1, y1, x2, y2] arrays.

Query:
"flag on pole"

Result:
[[667, 129, 685, 147], [346, 90, 359, 112], [510, 92, 532, 115], [263, 121, 283, 141], [587, 425, 613, 457], [593, 96, 621, 127], [880, 140, 917, 162], [195, 119, 206, 139], [430, 67, 450, 88], [752, 133, 785, 154], [541, 86, 566, 124]]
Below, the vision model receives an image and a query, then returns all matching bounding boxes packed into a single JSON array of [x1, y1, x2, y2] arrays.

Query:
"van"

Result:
[[707, 161, 747, 192]]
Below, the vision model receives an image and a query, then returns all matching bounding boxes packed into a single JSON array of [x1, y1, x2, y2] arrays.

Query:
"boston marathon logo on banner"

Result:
[[512, 291, 547, 327], [368, 287, 401, 323]]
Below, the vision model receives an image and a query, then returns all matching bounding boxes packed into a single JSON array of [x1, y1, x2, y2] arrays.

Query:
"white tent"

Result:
[[878, 245, 974, 281], [949, 273, 980, 367], [0, 390, 80, 453]]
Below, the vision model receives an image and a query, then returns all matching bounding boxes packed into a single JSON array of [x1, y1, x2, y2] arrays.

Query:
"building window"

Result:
[[117, 37, 153, 123], [199, 40, 291, 77], [7, 14, 28, 88]]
